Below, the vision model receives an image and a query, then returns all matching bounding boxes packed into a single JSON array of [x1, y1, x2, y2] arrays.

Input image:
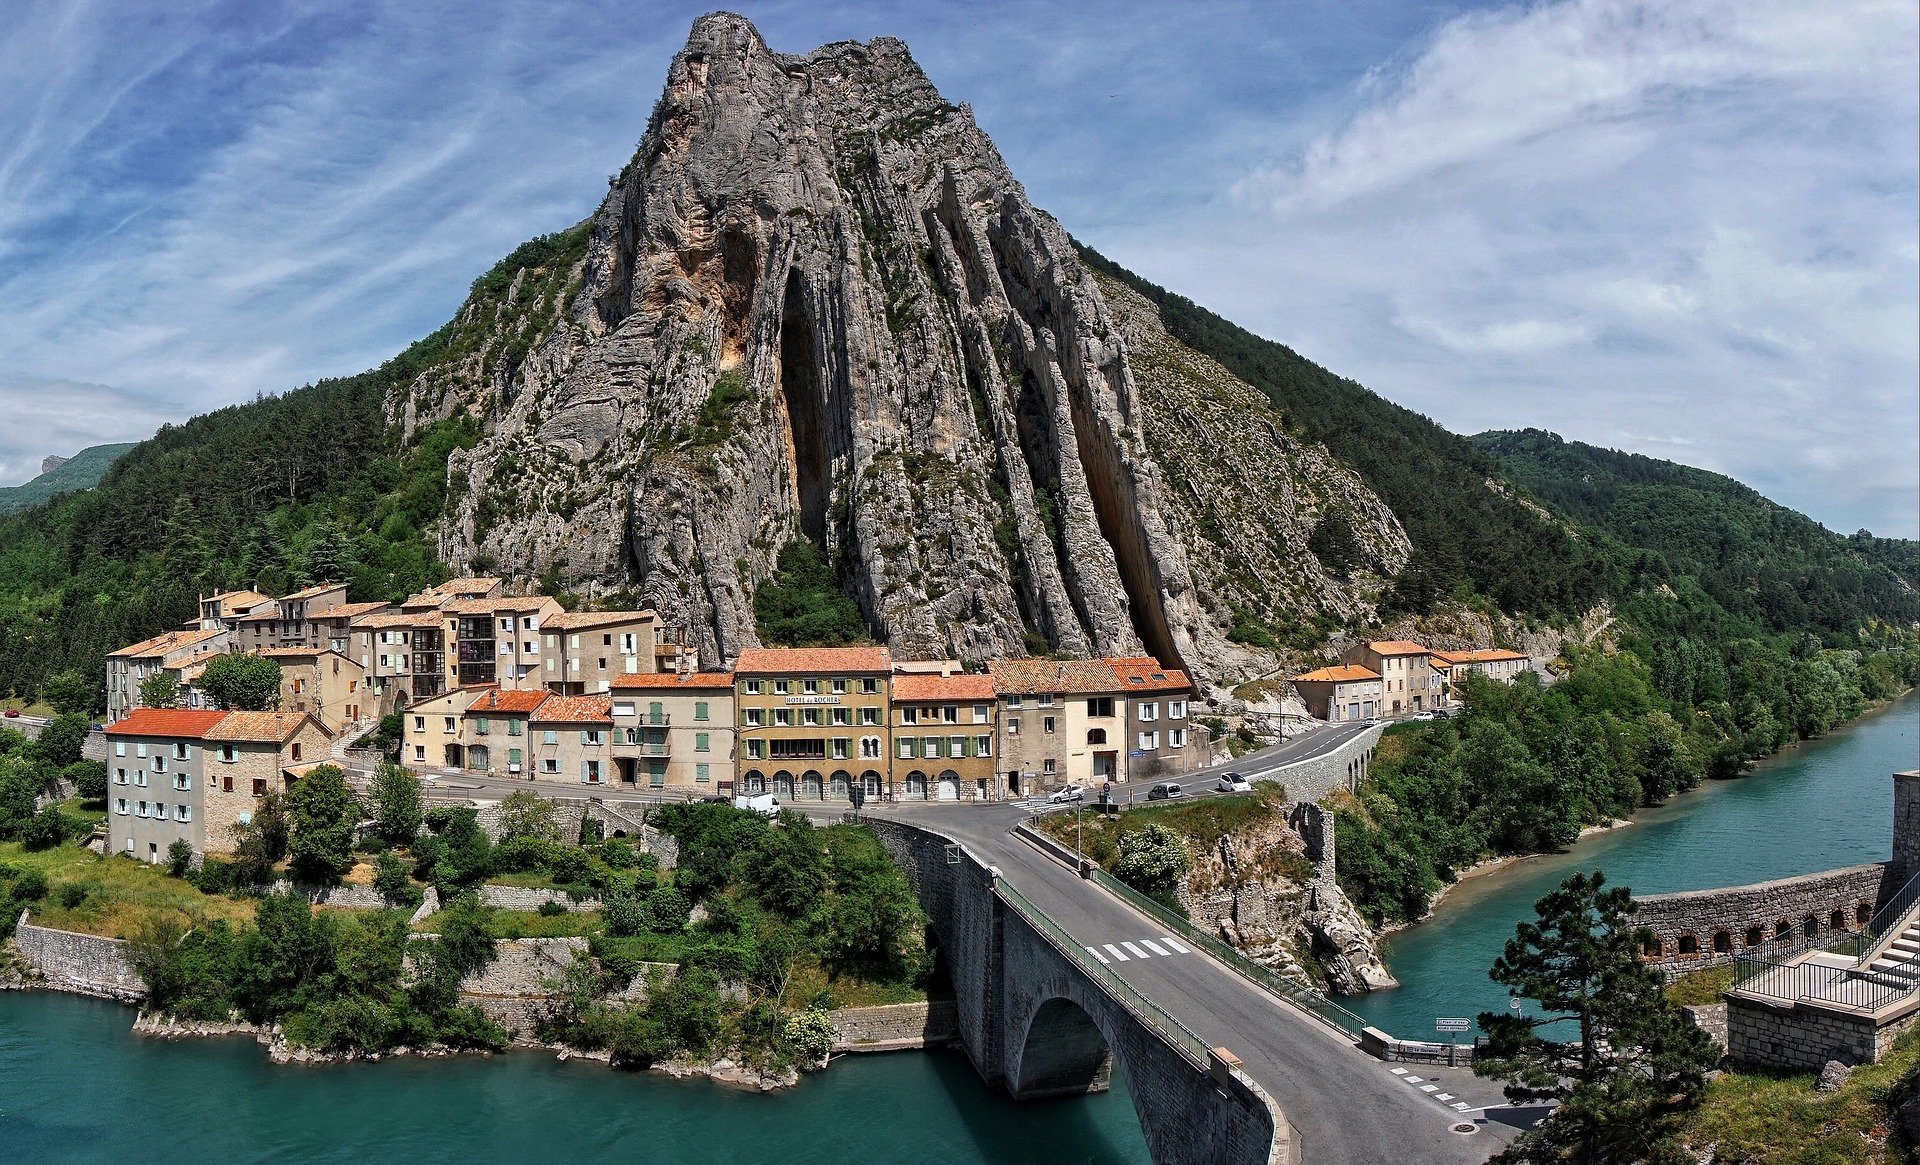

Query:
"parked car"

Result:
[[732, 793, 781, 817], [1146, 781, 1185, 801], [1, 709, 16, 718], [1431, 709, 1452, 720], [1216, 772, 1251, 793], [1047, 783, 1085, 804]]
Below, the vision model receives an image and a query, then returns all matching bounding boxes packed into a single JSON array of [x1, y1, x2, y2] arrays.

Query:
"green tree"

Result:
[[369, 762, 423, 847], [1307, 509, 1365, 576], [66, 760, 108, 802], [753, 537, 867, 647], [1111, 823, 1192, 902], [166, 838, 196, 877], [138, 672, 180, 709], [41, 670, 98, 717], [286, 764, 359, 884], [495, 790, 561, 844], [199, 654, 282, 711], [32, 713, 88, 767], [1474, 872, 1717, 1164]]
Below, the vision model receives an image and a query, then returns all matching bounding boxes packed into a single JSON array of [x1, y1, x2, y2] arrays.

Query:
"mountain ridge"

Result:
[[0, 443, 139, 516]]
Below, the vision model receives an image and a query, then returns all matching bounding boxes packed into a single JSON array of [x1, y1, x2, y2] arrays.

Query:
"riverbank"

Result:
[[1380, 817, 1635, 937]]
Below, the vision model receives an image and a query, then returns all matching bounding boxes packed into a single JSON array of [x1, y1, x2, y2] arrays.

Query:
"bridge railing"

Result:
[[995, 880, 1214, 1067], [1086, 865, 1370, 1044]]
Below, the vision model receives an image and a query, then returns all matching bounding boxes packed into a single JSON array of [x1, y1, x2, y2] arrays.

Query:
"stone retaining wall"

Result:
[[1635, 863, 1890, 971], [477, 885, 603, 912], [1681, 1003, 1728, 1056], [11, 911, 145, 1002], [829, 1000, 958, 1052], [1265, 725, 1382, 805], [467, 799, 677, 868], [1728, 995, 1920, 1070]]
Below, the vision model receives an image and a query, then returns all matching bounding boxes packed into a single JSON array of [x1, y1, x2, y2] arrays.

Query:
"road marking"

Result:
[[1404, 1076, 1423, 1084], [1421, 1085, 1439, 1093], [1452, 1103, 1473, 1112], [1139, 939, 1171, 956], [1389, 1068, 1408, 1075], [1120, 941, 1150, 959], [1160, 935, 1191, 954], [1436, 1094, 1454, 1102], [1103, 944, 1130, 961], [1085, 946, 1110, 964]]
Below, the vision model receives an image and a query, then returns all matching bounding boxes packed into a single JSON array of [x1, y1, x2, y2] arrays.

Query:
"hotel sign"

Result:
[[785, 695, 842, 705]]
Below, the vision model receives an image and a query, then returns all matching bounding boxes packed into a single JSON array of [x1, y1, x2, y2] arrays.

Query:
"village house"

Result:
[[105, 708, 227, 863], [528, 694, 615, 787], [1341, 640, 1442, 716], [1431, 647, 1533, 689], [196, 589, 272, 631], [258, 647, 367, 734], [1108, 657, 1204, 780], [1290, 664, 1384, 723], [890, 670, 998, 801], [458, 687, 550, 779], [349, 611, 440, 713], [309, 600, 392, 655], [539, 610, 662, 694], [200, 712, 331, 853], [404, 686, 485, 770], [985, 658, 1127, 794], [105, 627, 228, 722], [609, 672, 736, 792], [734, 647, 892, 803], [447, 595, 565, 690]]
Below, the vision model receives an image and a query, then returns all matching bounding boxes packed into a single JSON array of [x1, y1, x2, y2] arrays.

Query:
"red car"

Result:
[[2, 709, 18, 718]]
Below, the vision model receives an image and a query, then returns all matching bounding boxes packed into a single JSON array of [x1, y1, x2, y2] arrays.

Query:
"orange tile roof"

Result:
[[610, 671, 736, 690], [351, 611, 433, 629], [1364, 640, 1430, 656], [109, 626, 226, 659], [445, 596, 557, 614], [106, 709, 231, 738], [467, 688, 550, 714], [531, 694, 614, 724], [543, 609, 658, 629], [256, 646, 328, 658], [205, 589, 271, 612], [1428, 654, 1456, 669], [985, 658, 1123, 695], [280, 582, 346, 602], [203, 711, 319, 743], [1104, 657, 1193, 693], [1446, 648, 1530, 664], [317, 601, 391, 621], [427, 577, 503, 595], [891, 673, 997, 701], [1292, 665, 1381, 683], [734, 646, 894, 674]]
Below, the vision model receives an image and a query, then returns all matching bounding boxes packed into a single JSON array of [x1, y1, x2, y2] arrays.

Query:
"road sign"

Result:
[[1435, 1018, 1471, 1033]]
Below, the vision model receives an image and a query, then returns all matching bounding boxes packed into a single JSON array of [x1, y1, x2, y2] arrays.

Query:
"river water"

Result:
[[1346, 693, 1920, 1039], [0, 990, 1151, 1163]]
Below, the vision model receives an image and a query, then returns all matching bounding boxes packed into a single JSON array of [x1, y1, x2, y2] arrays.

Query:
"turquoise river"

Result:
[[0, 695, 1911, 1162]]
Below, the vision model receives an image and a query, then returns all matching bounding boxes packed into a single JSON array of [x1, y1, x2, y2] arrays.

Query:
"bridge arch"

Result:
[[1012, 996, 1114, 1099]]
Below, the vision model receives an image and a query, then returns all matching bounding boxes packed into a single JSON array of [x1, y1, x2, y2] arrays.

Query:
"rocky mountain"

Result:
[[0, 443, 139, 516], [398, 13, 1407, 682]]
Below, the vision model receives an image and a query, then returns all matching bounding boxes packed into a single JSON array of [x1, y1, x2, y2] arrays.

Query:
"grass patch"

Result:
[[1683, 1027, 1919, 1164], [592, 932, 694, 966], [1035, 786, 1313, 886], [1665, 964, 1735, 1007], [58, 796, 107, 831], [1, 841, 255, 938], [784, 953, 932, 1009], [413, 908, 603, 939]]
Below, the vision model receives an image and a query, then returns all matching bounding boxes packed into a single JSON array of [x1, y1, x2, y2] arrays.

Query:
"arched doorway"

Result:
[[774, 770, 796, 799], [861, 770, 883, 799], [1012, 997, 1113, 1099], [801, 770, 823, 800], [830, 770, 851, 801], [937, 769, 961, 801], [906, 770, 928, 799], [744, 769, 766, 795], [830, 770, 853, 803]]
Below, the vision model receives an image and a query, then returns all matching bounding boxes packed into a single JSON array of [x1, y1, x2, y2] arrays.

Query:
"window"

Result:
[[831, 707, 850, 726], [153, 756, 168, 773], [803, 679, 819, 694], [222, 775, 233, 792], [174, 742, 190, 759], [135, 771, 148, 788], [860, 707, 879, 726], [507, 719, 523, 737], [252, 779, 266, 796], [695, 763, 711, 782], [290, 742, 302, 761], [136, 801, 149, 818], [802, 708, 820, 726], [1006, 694, 1023, 709], [444, 717, 456, 733], [543, 729, 558, 745], [1006, 717, 1020, 736], [861, 678, 878, 694], [580, 730, 604, 747], [860, 736, 881, 759], [744, 679, 763, 695], [1043, 759, 1057, 774], [832, 679, 848, 694], [173, 775, 190, 791], [942, 705, 959, 724], [745, 740, 765, 760], [475, 716, 491, 735], [543, 758, 560, 774], [499, 618, 513, 632], [115, 742, 126, 757], [1087, 728, 1107, 745], [648, 764, 664, 788], [583, 760, 602, 784], [694, 701, 709, 722], [831, 738, 849, 760], [695, 732, 710, 753], [1088, 697, 1114, 718], [897, 738, 915, 760], [175, 805, 192, 823], [774, 680, 791, 695], [1043, 716, 1056, 734], [1139, 702, 1158, 722], [976, 735, 993, 757], [414, 716, 426, 732], [115, 768, 127, 785], [774, 709, 793, 727], [902, 707, 919, 725], [973, 703, 990, 724], [745, 708, 765, 727], [413, 745, 425, 762], [508, 748, 523, 766], [1169, 728, 1187, 748], [1138, 731, 1159, 751], [1038, 694, 1054, 707], [114, 799, 128, 816], [1170, 699, 1187, 719]]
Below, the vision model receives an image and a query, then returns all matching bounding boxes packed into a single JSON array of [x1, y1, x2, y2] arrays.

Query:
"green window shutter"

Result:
[[544, 730, 557, 745], [696, 763, 710, 782], [579, 730, 590, 745], [508, 719, 522, 736], [694, 701, 709, 722], [649, 701, 664, 721], [475, 716, 490, 735], [648, 763, 665, 788], [695, 732, 709, 753], [509, 748, 522, 764]]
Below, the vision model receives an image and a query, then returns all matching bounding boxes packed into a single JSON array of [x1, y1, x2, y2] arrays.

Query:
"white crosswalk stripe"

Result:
[[1160, 935, 1191, 954], [1139, 939, 1171, 956], [1085, 945, 1109, 964], [1103, 944, 1130, 961], [1120, 941, 1150, 959], [1086, 936, 1191, 961]]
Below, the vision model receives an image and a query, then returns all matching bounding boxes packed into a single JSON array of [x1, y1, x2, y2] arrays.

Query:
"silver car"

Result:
[[1047, 783, 1085, 804], [1217, 772, 1252, 793]]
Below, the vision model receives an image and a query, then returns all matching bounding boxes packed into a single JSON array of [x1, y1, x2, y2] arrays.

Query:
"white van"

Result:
[[733, 793, 781, 817]]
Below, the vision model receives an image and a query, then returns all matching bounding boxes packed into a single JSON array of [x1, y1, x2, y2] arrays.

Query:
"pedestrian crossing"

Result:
[[1084, 935, 1192, 964], [1389, 1066, 1477, 1112]]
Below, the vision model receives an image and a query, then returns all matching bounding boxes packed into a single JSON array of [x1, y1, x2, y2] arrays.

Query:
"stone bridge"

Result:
[[869, 820, 1290, 1165]]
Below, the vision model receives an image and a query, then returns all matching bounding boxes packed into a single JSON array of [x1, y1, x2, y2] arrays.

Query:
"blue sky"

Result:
[[2, 0, 1914, 536]]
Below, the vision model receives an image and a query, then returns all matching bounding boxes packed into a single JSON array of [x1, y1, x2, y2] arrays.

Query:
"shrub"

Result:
[[600, 839, 638, 869], [603, 890, 646, 938], [782, 1007, 837, 1063], [373, 851, 419, 906], [66, 761, 108, 803], [10, 869, 48, 903], [166, 839, 195, 878], [536, 900, 568, 918], [545, 845, 593, 888], [19, 806, 73, 851]]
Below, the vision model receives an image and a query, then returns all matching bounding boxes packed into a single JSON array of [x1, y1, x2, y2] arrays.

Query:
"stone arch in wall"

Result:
[[861, 769, 884, 798], [1712, 930, 1733, 954], [1013, 997, 1114, 1099], [1745, 926, 1764, 947], [774, 770, 796, 799], [1642, 934, 1664, 958], [1776, 920, 1793, 940], [1677, 934, 1700, 956], [1859, 902, 1873, 926], [906, 769, 928, 799], [1830, 909, 1847, 931], [1803, 915, 1819, 939]]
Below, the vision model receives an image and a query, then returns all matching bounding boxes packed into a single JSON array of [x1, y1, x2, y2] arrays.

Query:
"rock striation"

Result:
[[399, 13, 1406, 682]]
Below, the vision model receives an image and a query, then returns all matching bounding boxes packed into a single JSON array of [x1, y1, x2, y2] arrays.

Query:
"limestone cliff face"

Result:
[[398, 13, 1406, 682]]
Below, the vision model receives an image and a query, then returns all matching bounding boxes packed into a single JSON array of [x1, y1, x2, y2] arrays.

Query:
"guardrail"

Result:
[[995, 879, 1214, 1067], [1732, 952, 1916, 1013]]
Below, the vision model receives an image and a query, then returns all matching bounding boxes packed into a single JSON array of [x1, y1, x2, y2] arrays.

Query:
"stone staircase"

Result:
[[1859, 912, 1920, 989]]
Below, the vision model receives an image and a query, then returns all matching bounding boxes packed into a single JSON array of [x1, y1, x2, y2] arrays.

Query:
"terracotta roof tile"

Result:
[[1104, 657, 1192, 693], [531, 694, 613, 724], [1292, 665, 1381, 683], [317, 601, 391, 621], [445, 596, 557, 614], [108, 627, 226, 659], [468, 688, 550, 714], [733, 646, 894, 674], [543, 609, 658, 630], [891, 673, 997, 701], [351, 611, 435, 629], [280, 582, 346, 602], [610, 672, 736, 691], [1364, 640, 1431, 656], [106, 709, 230, 738], [203, 711, 319, 743], [985, 658, 1123, 695], [1444, 648, 1530, 664]]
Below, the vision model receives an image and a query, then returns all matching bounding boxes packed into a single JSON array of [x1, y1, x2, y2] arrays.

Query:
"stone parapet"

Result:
[[1636, 863, 1889, 971], [830, 1000, 958, 1052], [11, 911, 146, 1002], [1260, 726, 1382, 805], [1728, 994, 1920, 1070]]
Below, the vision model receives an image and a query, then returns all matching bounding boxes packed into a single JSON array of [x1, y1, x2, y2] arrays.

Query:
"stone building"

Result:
[[447, 595, 565, 690], [1430, 648, 1532, 692], [986, 658, 1127, 793], [609, 671, 736, 792], [309, 600, 391, 655], [349, 610, 441, 712], [527, 694, 615, 787], [258, 646, 367, 734], [196, 589, 272, 631], [1289, 664, 1383, 724], [539, 610, 662, 694], [734, 647, 893, 802], [104, 627, 228, 722], [404, 686, 485, 770], [1340, 640, 1441, 716], [105, 708, 227, 862], [1109, 657, 1203, 781], [460, 687, 552, 779], [200, 711, 331, 853], [890, 671, 998, 801]]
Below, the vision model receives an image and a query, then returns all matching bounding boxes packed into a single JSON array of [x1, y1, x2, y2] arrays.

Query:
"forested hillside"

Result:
[[0, 443, 139, 515], [1474, 428, 1919, 636]]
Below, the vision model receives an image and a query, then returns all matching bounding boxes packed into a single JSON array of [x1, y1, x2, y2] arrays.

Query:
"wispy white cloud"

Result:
[[0, 376, 176, 484]]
